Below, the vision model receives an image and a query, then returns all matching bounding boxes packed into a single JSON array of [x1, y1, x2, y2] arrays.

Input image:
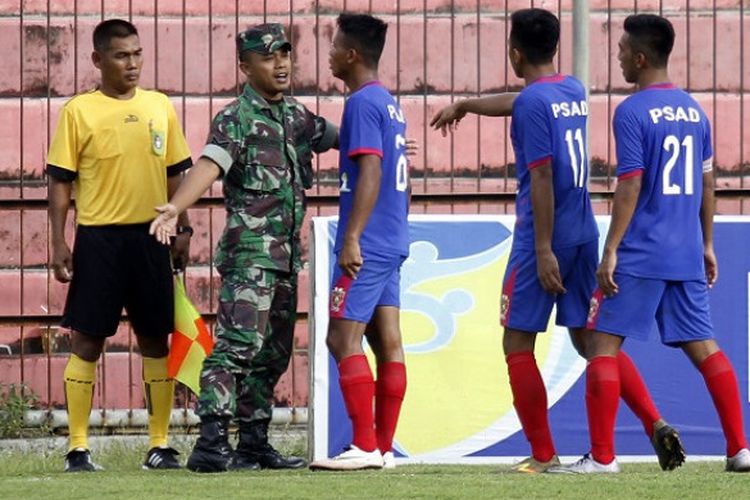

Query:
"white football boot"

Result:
[[309, 445, 384, 471], [547, 453, 621, 474]]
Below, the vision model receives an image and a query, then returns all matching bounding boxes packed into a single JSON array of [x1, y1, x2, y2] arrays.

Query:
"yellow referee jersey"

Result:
[[47, 88, 192, 225]]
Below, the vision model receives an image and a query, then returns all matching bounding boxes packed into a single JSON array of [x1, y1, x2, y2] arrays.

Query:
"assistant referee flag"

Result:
[[167, 277, 213, 395]]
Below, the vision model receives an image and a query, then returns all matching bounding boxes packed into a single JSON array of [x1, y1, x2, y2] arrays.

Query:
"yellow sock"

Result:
[[142, 356, 174, 449], [63, 354, 97, 452]]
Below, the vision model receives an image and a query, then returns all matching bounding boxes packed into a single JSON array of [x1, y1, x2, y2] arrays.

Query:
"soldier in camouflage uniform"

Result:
[[149, 23, 338, 473]]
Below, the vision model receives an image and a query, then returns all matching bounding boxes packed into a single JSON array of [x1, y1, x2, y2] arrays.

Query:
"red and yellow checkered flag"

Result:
[[167, 277, 213, 395]]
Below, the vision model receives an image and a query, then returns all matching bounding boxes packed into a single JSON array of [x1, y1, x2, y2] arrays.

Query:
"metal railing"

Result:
[[0, 0, 747, 424]]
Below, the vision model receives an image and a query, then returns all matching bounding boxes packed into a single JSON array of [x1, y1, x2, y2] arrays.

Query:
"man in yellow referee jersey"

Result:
[[46, 19, 193, 472]]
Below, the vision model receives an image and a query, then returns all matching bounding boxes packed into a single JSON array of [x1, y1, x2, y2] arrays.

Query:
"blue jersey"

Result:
[[510, 75, 598, 251], [334, 82, 410, 258], [614, 83, 713, 280]]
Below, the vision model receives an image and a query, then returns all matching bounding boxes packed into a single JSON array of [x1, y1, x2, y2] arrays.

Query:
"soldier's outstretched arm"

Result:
[[150, 157, 221, 244], [430, 92, 519, 136], [310, 115, 340, 153]]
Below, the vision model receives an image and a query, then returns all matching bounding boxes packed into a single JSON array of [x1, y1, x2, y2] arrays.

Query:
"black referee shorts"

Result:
[[61, 223, 174, 338]]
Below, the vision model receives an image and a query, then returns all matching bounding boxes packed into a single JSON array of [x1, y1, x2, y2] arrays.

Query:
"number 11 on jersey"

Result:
[[565, 127, 587, 189]]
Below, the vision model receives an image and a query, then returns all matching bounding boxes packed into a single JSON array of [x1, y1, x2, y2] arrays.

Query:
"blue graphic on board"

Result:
[[319, 217, 750, 460]]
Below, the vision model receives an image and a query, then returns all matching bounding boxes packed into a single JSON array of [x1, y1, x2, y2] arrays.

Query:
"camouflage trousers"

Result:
[[196, 267, 297, 423]]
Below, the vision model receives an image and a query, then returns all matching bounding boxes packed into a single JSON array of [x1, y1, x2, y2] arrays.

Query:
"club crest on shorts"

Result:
[[500, 293, 509, 325], [330, 286, 346, 313], [587, 294, 601, 327]]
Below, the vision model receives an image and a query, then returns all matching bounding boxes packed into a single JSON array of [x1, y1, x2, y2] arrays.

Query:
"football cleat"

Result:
[[143, 446, 181, 470], [547, 453, 620, 474], [309, 445, 384, 471], [510, 455, 561, 474], [726, 448, 750, 472], [382, 451, 396, 470], [651, 421, 686, 471], [64, 448, 104, 472]]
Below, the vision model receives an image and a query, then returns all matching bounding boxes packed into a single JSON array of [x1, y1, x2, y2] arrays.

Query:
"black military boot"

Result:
[[187, 417, 234, 473], [229, 424, 261, 471], [234, 418, 307, 469]]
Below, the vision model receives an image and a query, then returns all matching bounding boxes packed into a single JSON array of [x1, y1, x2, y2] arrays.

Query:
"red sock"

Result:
[[699, 351, 749, 456], [375, 362, 407, 453], [506, 352, 556, 462], [586, 356, 620, 465], [338, 354, 377, 452], [617, 351, 660, 438]]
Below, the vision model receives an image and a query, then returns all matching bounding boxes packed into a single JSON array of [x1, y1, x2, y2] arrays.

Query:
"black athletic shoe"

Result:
[[143, 447, 181, 470], [651, 422, 686, 471], [64, 448, 103, 472]]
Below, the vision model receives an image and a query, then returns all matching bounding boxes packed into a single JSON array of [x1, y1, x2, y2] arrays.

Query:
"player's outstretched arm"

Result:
[[700, 170, 718, 287], [597, 175, 642, 296], [151, 157, 221, 245], [430, 93, 519, 137]]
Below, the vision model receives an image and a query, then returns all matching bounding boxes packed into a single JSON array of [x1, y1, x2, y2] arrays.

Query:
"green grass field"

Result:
[[1, 439, 749, 500]]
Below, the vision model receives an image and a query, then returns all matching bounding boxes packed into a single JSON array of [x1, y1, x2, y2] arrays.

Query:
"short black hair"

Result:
[[93, 19, 138, 52], [623, 14, 675, 68], [509, 9, 559, 65], [336, 13, 387, 68]]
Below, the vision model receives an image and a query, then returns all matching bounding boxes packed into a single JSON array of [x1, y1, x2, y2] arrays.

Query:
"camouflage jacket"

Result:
[[201, 84, 337, 274]]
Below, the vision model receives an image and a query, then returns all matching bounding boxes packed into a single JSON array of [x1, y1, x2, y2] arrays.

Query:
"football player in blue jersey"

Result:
[[432, 8, 682, 474], [553, 13, 750, 474], [309, 13, 409, 471]]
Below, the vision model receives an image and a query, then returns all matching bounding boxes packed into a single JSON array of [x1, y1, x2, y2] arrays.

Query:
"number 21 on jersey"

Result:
[[662, 134, 694, 195]]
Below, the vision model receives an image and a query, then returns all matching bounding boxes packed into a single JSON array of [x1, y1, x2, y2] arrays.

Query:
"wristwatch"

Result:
[[176, 225, 194, 237]]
